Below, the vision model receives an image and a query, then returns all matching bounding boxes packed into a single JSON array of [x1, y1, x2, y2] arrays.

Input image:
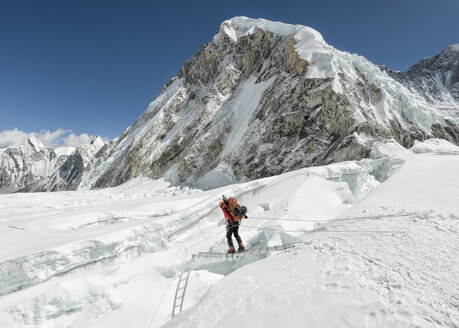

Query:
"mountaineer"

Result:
[[219, 195, 248, 253]]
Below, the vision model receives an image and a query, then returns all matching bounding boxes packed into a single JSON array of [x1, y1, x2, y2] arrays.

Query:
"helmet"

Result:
[[234, 206, 247, 216]]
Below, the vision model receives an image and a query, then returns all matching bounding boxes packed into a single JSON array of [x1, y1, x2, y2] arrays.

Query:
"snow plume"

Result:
[[0, 128, 106, 148]]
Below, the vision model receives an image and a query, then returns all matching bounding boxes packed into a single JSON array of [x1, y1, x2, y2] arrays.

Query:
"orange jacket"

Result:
[[219, 197, 243, 222]]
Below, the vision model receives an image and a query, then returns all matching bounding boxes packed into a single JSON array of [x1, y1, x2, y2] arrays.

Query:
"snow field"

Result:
[[0, 140, 458, 327], [167, 150, 459, 328], [167, 211, 458, 328]]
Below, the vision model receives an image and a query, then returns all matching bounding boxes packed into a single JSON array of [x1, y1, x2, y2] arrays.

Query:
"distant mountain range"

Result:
[[0, 136, 104, 193], [1, 17, 458, 193]]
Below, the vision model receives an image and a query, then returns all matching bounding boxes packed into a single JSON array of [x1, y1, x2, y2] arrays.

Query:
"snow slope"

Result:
[[0, 140, 458, 327]]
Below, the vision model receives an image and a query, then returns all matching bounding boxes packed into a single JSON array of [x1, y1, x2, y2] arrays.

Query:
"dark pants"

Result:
[[226, 223, 242, 247]]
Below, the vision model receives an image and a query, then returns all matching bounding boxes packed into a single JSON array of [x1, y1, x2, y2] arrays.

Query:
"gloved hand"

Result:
[[244, 215, 248, 219]]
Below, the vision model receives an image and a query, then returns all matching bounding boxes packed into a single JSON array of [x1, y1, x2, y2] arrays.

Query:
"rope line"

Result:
[[188, 229, 224, 249], [247, 212, 417, 223], [241, 224, 407, 234], [316, 230, 408, 234], [242, 224, 308, 233], [147, 279, 173, 328]]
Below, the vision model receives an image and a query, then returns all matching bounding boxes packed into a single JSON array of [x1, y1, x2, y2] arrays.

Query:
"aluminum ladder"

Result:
[[171, 271, 190, 318], [192, 243, 296, 260]]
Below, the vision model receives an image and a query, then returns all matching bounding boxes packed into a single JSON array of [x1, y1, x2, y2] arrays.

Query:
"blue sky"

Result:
[[1, 0, 458, 145]]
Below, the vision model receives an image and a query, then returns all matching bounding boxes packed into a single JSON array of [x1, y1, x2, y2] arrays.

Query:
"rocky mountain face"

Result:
[[84, 17, 459, 190], [2, 17, 459, 192], [381, 44, 459, 118], [0, 137, 104, 193], [0, 136, 65, 193], [38, 137, 106, 192]]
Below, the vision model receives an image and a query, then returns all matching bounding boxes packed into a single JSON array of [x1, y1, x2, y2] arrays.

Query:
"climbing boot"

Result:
[[227, 246, 235, 254], [238, 243, 245, 252]]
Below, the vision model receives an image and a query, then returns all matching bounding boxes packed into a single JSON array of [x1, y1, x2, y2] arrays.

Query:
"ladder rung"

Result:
[[171, 271, 190, 319]]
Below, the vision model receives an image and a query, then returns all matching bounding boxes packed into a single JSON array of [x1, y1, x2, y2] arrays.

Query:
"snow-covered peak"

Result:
[[436, 44, 459, 62], [220, 17, 333, 79], [382, 42, 459, 110], [221, 16, 297, 41], [27, 135, 45, 151], [220, 16, 327, 47], [220, 16, 454, 128]]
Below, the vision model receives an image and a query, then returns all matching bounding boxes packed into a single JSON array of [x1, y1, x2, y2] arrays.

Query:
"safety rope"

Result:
[[187, 229, 224, 249], [241, 224, 407, 234], [147, 279, 173, 328], [241, 224, 309, 233], [247, 212, 417, 223]]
